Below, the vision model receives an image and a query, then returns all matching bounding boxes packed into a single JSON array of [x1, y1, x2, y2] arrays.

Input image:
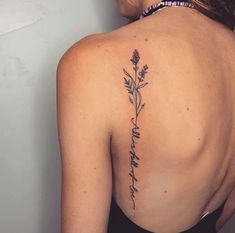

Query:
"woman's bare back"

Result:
[[106, 6, 235, 233]]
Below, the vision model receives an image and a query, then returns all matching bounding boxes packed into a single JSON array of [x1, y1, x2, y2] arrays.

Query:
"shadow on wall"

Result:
[[35, 57, 61, 233], [92, 0, 129, 31]]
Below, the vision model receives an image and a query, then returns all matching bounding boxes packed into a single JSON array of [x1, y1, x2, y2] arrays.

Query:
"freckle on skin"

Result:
[[97, 45, 100, 48], [83, 191, 87, 194], [144, 38, 148, 42], [133, 35, 137, 38], [93, 167, 97, 170], [187, 107, 190, 111], [164, 190, 167, 193]]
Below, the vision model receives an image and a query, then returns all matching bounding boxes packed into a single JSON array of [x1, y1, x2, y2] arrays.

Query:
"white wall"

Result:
[[0, 1, 233, 233]]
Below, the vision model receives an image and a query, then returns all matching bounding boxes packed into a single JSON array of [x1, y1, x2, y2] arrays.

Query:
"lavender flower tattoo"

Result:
[[122, 49, 149, 213]]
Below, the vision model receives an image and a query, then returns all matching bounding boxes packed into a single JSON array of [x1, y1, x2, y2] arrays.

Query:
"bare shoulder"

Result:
[[57, 32, 120, 75], [56, 32, 120, 132], [56, 32, 122, 107]]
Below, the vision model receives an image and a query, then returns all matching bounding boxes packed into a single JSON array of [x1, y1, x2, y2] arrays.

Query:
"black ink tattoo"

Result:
[[122, 49, 149, 213]]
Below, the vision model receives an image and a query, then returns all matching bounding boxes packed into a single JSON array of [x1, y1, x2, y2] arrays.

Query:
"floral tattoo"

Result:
[[122, 49, 149, 213]]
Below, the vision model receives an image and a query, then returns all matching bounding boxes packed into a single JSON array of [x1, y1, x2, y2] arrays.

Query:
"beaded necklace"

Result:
[[139, 0, 196, 19]]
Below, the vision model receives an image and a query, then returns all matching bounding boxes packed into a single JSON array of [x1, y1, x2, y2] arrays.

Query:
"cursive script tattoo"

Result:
[[122, 49, 149, 213]]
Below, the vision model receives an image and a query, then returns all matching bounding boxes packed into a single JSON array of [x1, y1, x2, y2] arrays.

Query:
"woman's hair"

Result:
[[189, 0, 235, 30]]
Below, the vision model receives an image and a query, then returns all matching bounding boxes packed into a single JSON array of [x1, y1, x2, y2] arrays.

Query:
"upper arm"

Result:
[[56, 37, 113, 233]]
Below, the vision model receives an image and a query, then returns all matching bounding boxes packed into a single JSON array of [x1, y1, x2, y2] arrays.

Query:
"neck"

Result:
[[139, 0, 197, 20], [137, 1, 216, 37]]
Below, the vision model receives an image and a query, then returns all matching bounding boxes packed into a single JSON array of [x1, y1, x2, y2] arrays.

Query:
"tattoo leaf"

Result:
[[123, 68, 134, 80], [129, 95, 134, 104], [124, 77, 132, 94], [137, 103, 145, 115], [138, 82, 148, 89]]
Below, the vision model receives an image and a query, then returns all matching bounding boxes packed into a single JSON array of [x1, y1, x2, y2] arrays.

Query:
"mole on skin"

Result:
[[144, 38, 149, 42], [187, 107, 190, 111]]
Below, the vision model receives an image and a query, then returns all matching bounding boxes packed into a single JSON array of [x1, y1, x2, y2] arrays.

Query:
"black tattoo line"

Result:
[[122, 49, 149, 212]]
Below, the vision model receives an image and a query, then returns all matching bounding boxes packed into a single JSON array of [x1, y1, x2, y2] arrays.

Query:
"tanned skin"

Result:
[[57, 1, 235, 232]]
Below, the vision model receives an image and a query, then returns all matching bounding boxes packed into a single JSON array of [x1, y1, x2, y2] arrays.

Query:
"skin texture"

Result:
[[57, 1, 235, 233]]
